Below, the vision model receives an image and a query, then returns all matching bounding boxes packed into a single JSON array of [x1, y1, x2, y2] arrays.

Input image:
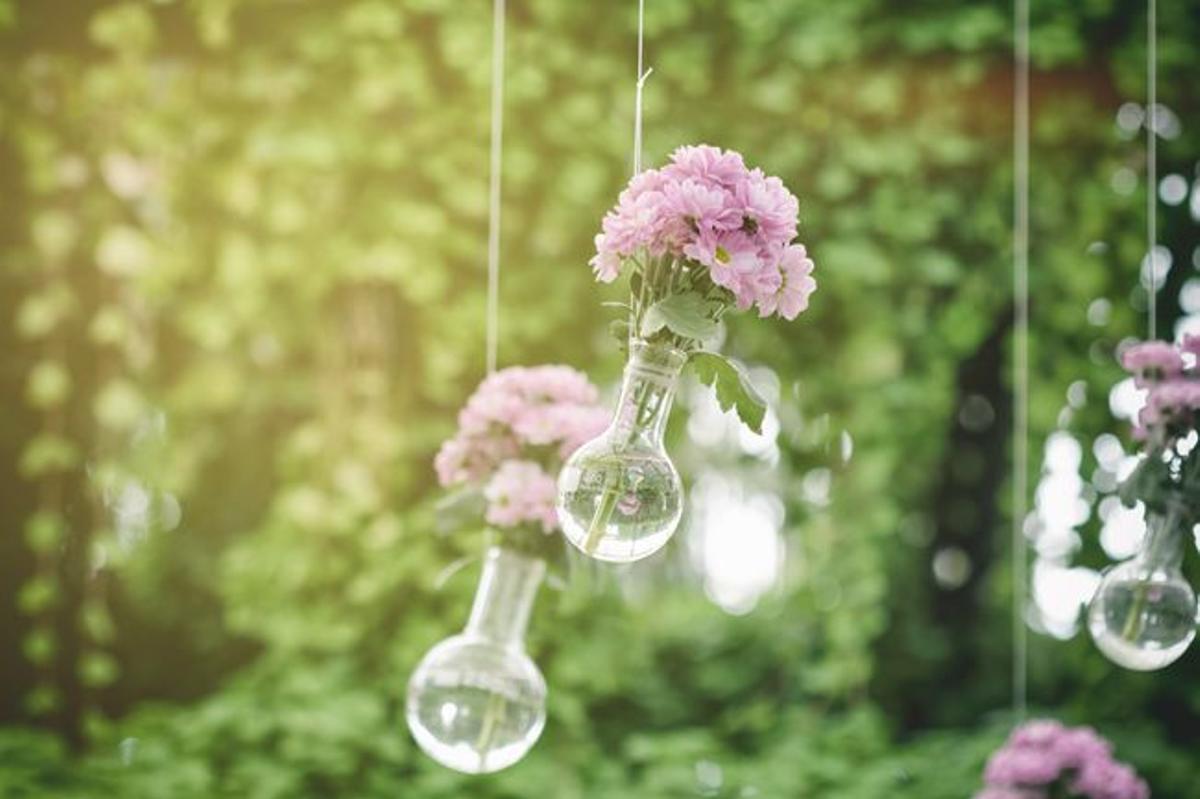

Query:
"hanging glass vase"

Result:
[[556, 341, 686, 563], [406, 546, 547, 774], [1088, 490, 1198, 671]]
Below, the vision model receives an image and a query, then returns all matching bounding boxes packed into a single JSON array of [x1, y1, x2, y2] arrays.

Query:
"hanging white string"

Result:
[[1146, 0, 1158, 341], [485, 0, 506, 374], [625, 0, 653, 347], [632, 0, 653, 175], [1011, 0, 1031, 722]]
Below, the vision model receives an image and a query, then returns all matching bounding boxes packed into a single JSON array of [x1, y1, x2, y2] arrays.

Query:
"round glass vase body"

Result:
[[406, 546, 547, 774], [556, 341, 686, 563], [1088, 503, 1198, 671]]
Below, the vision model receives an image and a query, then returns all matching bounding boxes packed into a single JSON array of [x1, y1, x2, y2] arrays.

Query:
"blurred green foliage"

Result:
[[1, 0, 1199, 796]]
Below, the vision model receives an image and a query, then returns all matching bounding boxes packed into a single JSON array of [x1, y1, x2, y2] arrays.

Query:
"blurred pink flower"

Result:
[[974, 789, 1043, 799], [1053, 726, 1113, 766], [434, 365, 609, 534], [1121, 341, 1183, 385], [983, 748, 1063, 786], [979, 720, 1148, 799], [1008, 720, 1066, 748], [1119, 338, 1200, 449], [484, 460, 559, 533], [1179, 333, 1200, 359], [1148, 378, 1200, 415], [1072, 759, 1150, 799]]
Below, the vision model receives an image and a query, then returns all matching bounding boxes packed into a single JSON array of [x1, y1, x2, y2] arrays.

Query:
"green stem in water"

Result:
[[583, 478, 621, 554], [582, 380, 656, 555], [1122, 584, 1149, 641], [475, 690, 508, 769], [1120, 501, 1183, 642]]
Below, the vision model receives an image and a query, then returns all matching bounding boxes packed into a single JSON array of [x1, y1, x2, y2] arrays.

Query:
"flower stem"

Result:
[[475, 689, 507, 769], [582, 380, 656, 554], [583, 477, 621, 554], [1122, 584, 1148, 641], [1121, 502, 1182, 642]]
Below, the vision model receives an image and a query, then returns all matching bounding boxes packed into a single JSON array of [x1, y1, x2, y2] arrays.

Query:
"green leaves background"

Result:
[[0, 0, 1199, 797]]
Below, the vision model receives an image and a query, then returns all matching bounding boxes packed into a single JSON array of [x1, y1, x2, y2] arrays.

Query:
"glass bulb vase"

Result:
[[1088, 501, 1198, 671], [556, 341, 686, 563], [406, 546, 547, 774]]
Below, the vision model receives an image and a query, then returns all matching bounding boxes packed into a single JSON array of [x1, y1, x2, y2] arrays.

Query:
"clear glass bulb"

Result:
[[1088, 508, 1198, 671], [406, 547, 547, 774], [557, 342, 686, 563]]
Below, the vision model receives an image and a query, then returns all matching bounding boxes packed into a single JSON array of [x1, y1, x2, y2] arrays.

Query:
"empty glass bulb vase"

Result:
[[406, 546, 547, 773]]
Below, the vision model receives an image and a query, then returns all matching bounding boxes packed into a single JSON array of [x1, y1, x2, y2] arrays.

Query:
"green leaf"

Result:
[[689, 351, 768, 435], [640, 292, 719, 342]]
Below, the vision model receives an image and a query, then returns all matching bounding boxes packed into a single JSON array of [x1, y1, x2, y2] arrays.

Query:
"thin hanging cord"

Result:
[[627, 0, 652, 345], [485, 0, 506, 374], [1012, 0, 1031, 722], [1146, 0, 1158, 341], [632, 0, 652, 175]]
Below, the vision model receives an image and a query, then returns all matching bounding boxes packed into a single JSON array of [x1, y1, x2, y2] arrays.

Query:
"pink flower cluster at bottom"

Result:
[[976, 721, 1149, 799]]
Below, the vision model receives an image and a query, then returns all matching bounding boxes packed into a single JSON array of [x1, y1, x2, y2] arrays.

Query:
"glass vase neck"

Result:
[[464, 546, 545, 648], [1139, 504, 1186, 571], [612, 341, 688, 442]]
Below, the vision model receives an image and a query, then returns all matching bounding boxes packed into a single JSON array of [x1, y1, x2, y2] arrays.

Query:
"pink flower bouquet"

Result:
[[1084, 336, 1200, 671], [1118, 336, 1200, 520], [551, 146, 818, 563], [434, 365, 609, 556], [976, 721, 1149, 799], [590, 144, 816, 432]]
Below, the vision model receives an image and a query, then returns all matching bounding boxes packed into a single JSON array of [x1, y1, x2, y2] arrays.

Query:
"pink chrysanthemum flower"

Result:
[[589, 144, 816, 323]]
